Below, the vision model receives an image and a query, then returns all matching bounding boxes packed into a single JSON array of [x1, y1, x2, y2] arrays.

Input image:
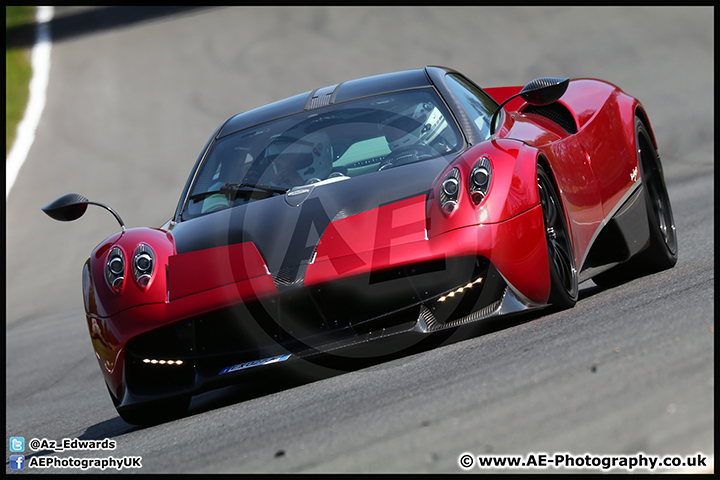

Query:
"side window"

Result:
[[445, 74, 497, 141]]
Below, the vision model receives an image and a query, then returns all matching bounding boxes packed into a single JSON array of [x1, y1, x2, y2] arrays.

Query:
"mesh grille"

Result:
[[306, 84, 338, 110], [522, 102, 578, 134]]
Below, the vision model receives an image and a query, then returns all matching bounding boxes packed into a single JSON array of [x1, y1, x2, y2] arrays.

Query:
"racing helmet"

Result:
[[297, 131, 332, 182], [265, 131, 332, 184]]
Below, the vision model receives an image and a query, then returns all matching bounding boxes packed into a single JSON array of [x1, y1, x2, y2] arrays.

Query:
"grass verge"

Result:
[[6, 6, 35, 157]]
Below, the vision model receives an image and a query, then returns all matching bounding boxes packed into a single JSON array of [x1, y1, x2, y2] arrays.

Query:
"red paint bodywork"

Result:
[[83, 76, 653, 403], [488, 78, 651, 267]]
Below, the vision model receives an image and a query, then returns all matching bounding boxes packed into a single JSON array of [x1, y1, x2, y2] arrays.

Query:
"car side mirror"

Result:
[[42, 193, 125, 230], [490, 77, 570, 136]]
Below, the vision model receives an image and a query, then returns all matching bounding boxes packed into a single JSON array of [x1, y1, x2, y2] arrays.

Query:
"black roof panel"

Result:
[[217, 68, 433, 139]]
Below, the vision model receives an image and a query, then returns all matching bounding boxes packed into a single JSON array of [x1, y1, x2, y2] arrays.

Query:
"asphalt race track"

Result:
[[6, 7, 713, 473]]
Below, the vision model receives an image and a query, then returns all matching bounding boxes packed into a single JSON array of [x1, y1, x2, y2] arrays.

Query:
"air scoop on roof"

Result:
[[305, 83, 341, 110]]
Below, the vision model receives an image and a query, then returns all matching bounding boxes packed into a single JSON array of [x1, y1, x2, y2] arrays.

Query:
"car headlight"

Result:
[[469, 156, 492, 205], [106, 247, 125, 292], [439, 167, 460, 214], [132, 244, 155, 288]]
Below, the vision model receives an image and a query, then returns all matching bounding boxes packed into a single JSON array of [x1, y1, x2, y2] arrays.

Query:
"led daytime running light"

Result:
[[142, 358, 184, 366], [437, 277, 484, 302]]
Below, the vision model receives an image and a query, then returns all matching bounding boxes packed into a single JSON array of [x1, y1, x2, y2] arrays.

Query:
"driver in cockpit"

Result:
[[252, 131, 333, 189], [380, 102, 452, 169]]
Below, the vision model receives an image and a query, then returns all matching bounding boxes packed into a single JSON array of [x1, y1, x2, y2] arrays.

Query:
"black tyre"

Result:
[[537, 165, 578, 309], [593, 117, 677, 287], [633, 117, 678, 268]]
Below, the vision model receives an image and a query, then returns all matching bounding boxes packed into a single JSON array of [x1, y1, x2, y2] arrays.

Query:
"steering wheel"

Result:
[[379, 144, 436, 170]]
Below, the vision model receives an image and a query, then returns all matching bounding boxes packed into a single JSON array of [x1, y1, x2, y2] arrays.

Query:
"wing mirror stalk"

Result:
[[42, 193, 125, 231], [490, 77, 570, 137]]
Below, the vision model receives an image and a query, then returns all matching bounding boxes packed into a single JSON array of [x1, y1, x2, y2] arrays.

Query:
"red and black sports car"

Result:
[[43, 66, 677, 424]]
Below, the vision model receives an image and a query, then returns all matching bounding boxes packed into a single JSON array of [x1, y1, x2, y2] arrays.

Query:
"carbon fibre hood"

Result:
[[168, 157, 450, 290]]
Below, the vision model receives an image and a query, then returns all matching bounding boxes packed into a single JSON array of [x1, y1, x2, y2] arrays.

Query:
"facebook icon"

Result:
[[9, 455, 25, 470]]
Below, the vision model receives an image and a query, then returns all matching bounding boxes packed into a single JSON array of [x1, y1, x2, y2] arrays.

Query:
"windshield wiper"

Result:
[[190, 182, 288, 202]]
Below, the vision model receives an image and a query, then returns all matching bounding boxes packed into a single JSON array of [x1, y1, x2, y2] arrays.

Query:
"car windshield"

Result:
[[182, 88, 463, 219]]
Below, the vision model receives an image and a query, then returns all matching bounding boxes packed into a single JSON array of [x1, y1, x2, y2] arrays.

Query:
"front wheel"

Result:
[[538, 165, 578, 309]]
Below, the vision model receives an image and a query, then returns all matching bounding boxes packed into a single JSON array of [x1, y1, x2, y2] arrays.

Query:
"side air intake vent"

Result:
[[522, 102, 578, 134]]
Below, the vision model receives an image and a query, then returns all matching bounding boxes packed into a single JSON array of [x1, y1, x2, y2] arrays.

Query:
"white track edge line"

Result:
[[6, 6, 54, 199]]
